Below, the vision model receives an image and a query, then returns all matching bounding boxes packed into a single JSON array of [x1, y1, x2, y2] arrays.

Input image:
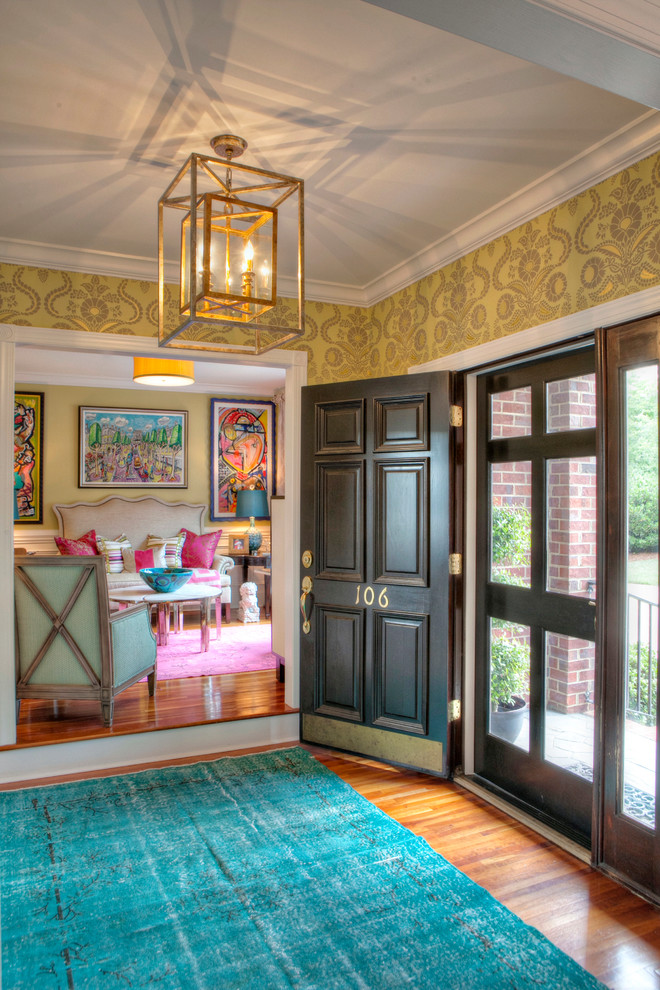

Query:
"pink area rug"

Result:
[[148, 622, 278, 681]]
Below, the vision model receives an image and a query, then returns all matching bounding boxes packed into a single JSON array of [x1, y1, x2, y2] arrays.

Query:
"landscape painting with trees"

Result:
[[79, 407, 187, 488]]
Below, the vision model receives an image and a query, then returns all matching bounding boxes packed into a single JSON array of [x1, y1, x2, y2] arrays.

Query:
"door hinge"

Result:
[[450, 404, 463, 428], [448, 699, 461, 722], [449, 553, 462, 576]]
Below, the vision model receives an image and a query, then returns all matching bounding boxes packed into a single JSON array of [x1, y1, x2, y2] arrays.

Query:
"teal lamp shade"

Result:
[[235, 488, 269, 553]]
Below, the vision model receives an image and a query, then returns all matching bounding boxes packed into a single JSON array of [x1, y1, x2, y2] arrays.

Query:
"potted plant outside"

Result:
[[490, 630, 529, 744]]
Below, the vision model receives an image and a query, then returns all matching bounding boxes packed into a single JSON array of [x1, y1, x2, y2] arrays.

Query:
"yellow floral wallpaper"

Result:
[[369, 150, 660, 377], [2, 150, 660, 384]]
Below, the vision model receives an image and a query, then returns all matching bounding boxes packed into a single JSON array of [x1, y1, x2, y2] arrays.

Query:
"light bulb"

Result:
[[244, 240, 254, 272]]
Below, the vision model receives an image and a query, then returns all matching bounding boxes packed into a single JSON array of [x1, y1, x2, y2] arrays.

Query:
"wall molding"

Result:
[[2, 114, 659, 311], [409, 285, 660, 374], [14, 531, 58, 555]]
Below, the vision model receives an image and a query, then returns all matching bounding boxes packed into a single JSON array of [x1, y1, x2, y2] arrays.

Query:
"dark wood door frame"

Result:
[[596, 316, 660, 903], [472, 345, 597, 846]]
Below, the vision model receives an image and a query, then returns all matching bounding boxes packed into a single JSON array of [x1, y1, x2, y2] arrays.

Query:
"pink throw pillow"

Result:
[[180, 528, 222, 569], [134, 548, 156, 570], [55, 529, 99, 556]]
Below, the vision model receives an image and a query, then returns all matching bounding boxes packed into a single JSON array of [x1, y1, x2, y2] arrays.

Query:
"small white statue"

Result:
[[239, 581, 260, 623]]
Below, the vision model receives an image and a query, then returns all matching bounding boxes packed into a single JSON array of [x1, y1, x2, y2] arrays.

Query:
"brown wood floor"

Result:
[[1, 741, 658, 989], [5, 612, 660, 990], [7, 618, 295, 749], [310, 747, 660, 990]]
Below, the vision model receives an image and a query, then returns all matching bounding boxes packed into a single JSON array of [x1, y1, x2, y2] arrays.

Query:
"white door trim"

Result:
[[0, 325, 306, 777]]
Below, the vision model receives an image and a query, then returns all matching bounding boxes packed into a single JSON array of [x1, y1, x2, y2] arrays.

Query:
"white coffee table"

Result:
[[109, 584, 220, 652]]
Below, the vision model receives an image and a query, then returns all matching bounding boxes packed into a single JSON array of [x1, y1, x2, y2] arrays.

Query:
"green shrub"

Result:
[[490, 625, 529, 710], [627, 474, 658, 553], [491, 505, 531, 587]]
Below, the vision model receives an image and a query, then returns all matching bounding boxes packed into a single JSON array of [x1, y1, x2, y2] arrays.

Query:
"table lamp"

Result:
[[235, 488, 269, 553]]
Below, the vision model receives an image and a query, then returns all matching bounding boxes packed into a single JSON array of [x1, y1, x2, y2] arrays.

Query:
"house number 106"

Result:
[[355, 585, 389, 608]]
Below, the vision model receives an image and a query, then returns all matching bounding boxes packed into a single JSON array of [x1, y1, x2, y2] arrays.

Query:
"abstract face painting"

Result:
[[210, 399, 275, 520]]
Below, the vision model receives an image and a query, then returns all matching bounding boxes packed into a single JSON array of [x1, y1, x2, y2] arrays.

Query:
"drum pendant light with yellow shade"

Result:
[[133, 357, 195, 387]]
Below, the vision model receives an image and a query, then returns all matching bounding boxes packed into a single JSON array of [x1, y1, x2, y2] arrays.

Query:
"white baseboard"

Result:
[[0, 714, 300, 784]]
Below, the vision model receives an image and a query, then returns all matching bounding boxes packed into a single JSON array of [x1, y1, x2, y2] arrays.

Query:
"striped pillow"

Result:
[[145, 533, 185, 568], [97, 534, 132, 574]]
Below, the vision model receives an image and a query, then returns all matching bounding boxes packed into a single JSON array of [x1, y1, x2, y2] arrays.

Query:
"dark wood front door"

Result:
[[599, 316, 660, 902], [473, 346, 597, 846], [300, 372, 452, 774]]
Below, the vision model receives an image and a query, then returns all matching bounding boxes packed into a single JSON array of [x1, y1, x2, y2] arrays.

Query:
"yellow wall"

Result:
[[7, 148, 660, 542], [3, 149, 660, 389], [14, 381, 260, 545], [368, 150, 660, 375]]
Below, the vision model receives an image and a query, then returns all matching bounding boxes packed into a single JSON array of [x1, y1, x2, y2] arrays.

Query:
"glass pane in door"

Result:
[[546, 457, 597, 597], [546, 374, 597, 432], [490, 387, 532, 438], [489, 619, 530, 751], [623, 365, 658, 829], [544, 632, 595, 778], [490, 461, 531, 588]]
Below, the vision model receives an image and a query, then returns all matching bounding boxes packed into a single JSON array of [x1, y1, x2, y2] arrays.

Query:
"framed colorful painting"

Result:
[[14, 392, 44, 524], [210, 398, 275, 521], [79, 407, 188, 488]]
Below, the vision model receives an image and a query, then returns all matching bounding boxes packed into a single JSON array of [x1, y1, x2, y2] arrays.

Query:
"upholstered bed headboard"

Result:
[[53, 495, 207, 551]]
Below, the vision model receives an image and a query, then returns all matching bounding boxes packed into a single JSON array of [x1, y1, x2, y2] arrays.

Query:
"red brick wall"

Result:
[[491, 376, 596, 714]]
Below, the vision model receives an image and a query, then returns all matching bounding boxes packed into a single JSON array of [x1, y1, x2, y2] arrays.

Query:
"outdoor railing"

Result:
[[627, 592, 658, 725]]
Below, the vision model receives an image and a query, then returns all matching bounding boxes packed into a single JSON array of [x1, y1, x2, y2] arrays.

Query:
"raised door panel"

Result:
[[374, 460, 427, 585], [316, 462, 364, 581], [374, 395, 428, 451], [314, 606, 363, 721], [316, 399, 365, 454], [373, 612, 428, 734]]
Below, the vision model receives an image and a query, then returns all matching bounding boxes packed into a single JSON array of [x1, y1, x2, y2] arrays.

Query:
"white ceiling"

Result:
[[1, 0, 660, 309], [14, 343, 288, 395]]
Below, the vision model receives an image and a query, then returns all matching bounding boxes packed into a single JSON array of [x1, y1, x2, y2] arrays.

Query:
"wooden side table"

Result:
[[252, 567, 271, 618], [237, 554, 271, 584]]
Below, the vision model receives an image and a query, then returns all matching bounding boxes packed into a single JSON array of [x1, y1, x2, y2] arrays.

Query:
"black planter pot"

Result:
[[490, 694, 527, 744]]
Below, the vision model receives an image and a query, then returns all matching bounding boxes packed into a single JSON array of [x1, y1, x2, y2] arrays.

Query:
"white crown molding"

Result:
[[0, 238, 304, 300], [409, 284, 660, 374], [295, 280, 369, 307], [363, 111, 660, 307], [1, 113, 660, 311], [524, 1, 660, 58], [0, 239, 160, 283]]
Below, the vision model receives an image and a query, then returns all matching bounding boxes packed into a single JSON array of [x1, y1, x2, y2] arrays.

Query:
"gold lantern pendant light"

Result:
[[158, 134, 304, 357]]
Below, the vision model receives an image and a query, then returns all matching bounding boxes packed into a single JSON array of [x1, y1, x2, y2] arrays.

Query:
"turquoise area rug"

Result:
[[0, 747, 607, 989]]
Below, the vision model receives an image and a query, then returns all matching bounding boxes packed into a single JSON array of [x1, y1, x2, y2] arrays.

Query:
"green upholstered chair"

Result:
[[15, 555, 157, 726]]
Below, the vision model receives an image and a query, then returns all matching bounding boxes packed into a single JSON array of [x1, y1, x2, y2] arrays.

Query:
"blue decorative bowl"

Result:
[[139, 567, 193, 594]]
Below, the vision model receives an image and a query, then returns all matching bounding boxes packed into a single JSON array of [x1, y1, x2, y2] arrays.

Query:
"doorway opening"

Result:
[[1, 328, 304, 778]]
